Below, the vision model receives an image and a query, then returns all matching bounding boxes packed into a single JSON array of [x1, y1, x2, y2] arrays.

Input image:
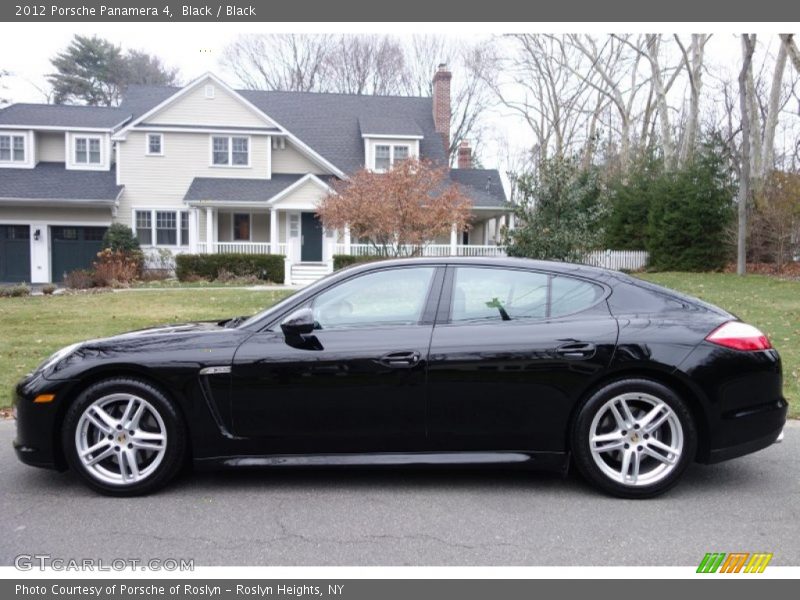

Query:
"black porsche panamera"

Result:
[[13, 257, 787, 498]]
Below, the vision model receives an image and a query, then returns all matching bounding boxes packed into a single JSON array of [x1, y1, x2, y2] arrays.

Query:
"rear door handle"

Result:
[[379, 351, 422, 368], [555, 342, 596, 359]]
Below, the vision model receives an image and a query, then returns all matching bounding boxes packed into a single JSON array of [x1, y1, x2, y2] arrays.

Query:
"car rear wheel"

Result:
[[63, 378, 186, 496], [571, 378, 697, 498]]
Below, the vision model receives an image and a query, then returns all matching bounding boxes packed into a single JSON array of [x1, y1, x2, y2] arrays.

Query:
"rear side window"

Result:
[[450, 267, 604, 323], [550, 275, 605, 317]]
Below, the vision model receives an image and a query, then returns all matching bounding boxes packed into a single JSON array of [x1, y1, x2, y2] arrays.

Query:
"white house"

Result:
[[0, 67, 510, 284]]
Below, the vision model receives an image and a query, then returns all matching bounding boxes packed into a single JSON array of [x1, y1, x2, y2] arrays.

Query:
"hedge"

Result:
[[332, 254, 388, 271], [175, 253, 285, 283]]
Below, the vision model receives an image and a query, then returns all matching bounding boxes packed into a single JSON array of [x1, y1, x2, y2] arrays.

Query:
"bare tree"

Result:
[[675, 34, 711, 164], [738, 34, 757, 276], [221, 34, 333, 92], [781, 34, 800, 74]]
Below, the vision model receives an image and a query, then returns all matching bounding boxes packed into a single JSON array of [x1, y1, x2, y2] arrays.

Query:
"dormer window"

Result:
[[75, 136, 101, 164], [0, 134, 25, 163], [374, 144, 410, 172]]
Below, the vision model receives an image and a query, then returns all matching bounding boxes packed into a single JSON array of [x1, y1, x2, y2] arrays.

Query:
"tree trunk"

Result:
[[646, 35, 676, 170], [738, 35, 756, 276], [781, 34, 800, 74], [762, 41, 788, 177]]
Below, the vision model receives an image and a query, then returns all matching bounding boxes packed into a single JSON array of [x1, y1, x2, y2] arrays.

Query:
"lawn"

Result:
[[0, 273, 797, 418], [0, 288, 293, 410], [638, 272, 799, 418]]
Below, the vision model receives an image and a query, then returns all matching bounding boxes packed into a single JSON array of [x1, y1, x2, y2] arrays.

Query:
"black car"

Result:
[[13, 257, 786, 498]]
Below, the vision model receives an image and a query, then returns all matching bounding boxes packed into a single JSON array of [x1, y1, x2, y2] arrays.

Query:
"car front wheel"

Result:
[[571, 378, 697, 498], [63, 378, 186, 496]]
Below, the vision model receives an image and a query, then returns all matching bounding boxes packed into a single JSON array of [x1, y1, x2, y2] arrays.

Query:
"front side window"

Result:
[[156, 211, 177, 245], [311, 267, 435, 330], [374, 145, 391, 171], [135, 210, 152, 245], [75, 137, 101, 164], [0, 135, 26, 162], [180, 212, 189, 246], [451, 267, 605, 323], [233, 213, 251, 241], [212, 136, 249, 166], [147, 134, 163, 155]]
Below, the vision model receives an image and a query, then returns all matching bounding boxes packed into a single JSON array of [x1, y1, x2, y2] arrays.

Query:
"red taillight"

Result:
[[705, 321, 772, 351]]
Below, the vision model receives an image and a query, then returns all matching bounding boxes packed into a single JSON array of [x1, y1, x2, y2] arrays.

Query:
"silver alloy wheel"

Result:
[[75, 393, 167, 486], [588, 392, 684, 487]]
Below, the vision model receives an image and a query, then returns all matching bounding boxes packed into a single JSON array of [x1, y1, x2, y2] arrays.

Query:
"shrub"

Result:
[[175, 253, 285, 283], [0, 283, 31, 298], [332, 254, 386, 271], [63, 269, 97, 290], [42, 284, 57, 295], [102, 223, 141, 253], [647, 146, 735, 272], [93, 248, 142, 286]]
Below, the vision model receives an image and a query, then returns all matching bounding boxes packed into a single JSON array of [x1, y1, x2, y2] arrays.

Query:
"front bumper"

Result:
[[12, 373, 74, 471]]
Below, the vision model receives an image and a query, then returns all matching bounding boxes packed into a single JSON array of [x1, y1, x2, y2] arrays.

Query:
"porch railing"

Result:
[[333, 243, 507, 257], [197, 242, 287, 255]]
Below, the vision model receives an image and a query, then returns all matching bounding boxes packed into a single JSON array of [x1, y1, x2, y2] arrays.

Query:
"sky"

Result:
[[1, 23, 796, 179]]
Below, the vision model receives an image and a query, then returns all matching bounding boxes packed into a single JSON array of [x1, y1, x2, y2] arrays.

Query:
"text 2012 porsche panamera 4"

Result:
[[13, 257, 787, 498]]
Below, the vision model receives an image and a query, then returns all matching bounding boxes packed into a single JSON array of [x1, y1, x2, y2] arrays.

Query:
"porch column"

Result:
[[450, 224, 458, 256], [343, 225, 352, 255], [269, 207, 279, 254], [189, 208, 199, 253], [205, 207, 215, 253], [508, 212, 516, 231]]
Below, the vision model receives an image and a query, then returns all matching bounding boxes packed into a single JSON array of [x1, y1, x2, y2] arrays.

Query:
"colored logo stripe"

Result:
[[696, 552, 773, 573]]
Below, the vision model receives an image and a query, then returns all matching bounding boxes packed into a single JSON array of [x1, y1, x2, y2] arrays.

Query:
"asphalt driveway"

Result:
[[1, 419, 797, 566]]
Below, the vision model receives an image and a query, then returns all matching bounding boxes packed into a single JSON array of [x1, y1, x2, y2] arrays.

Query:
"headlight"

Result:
[[37, 342, 83, 375]]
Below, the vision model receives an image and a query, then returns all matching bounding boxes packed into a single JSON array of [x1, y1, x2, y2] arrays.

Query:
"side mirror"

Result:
[[280, 308, 315, 336]]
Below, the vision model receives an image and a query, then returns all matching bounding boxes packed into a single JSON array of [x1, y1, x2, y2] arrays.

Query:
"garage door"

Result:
[[0, 225, 31, 283], [51, 226, 107, 282]]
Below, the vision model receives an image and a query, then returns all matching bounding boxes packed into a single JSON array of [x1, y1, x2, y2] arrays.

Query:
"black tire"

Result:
[[62, 377, 187, 496], [571, 378, 697, 499]]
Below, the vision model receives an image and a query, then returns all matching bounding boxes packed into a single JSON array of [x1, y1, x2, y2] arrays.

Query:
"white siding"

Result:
[[271, 180, 329, 211], [271, 141, 324, 174], [36, 132, 65, 163], [147, 82, 274, 128], [116, 131, 270, 226]]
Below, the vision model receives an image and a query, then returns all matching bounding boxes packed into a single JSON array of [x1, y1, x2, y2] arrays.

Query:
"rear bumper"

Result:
[[706, 420, 785, 464]]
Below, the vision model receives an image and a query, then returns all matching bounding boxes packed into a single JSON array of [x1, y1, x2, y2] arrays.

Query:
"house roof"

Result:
[[0, 162, 122, 202], [450, 168, 509, 208], [358, 115, 424, 138], [0, 103, 130, 129], [184, 174, 311, 203]]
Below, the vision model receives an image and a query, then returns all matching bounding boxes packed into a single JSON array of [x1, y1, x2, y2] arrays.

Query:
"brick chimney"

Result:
[[432, 63, 452, 155], [457, 140, 472, 169]]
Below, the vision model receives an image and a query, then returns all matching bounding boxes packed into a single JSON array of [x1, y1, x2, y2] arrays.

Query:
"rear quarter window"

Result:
[[550, 275, 605, 317]]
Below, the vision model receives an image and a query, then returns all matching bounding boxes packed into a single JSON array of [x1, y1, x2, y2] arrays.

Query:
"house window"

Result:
[[156, 211, 178, 245], [205, 84, 215, 99], [135, 211, 152, 245], [373, 144, 410, 171], [289, 214, 300, 238], [0, 134, 26, 162], [135, 209, 190, 246], [211, 136, 249, 166], [146, 134, 163, 155], [233, 213, 251, 241], [75, 137, 101, 164], [393, 145, 409, 162], [180, 212, 189, 246], [374, 145, 391, 171]]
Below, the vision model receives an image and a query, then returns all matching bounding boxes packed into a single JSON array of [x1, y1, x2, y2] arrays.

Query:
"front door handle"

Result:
[[379, 351, 422, 368], [555, 342, 596, 359]]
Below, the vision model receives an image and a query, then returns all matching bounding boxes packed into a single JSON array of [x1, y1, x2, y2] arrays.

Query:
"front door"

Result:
[[230, 266, 444, 454], [300, 212, 323, 262], [426, 265, 618, 453]]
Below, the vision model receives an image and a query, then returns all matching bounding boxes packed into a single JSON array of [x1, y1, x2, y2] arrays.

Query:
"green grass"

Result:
[[638, 272, 799, 418], [0, 289, 293, 409], [1, 274, 797, 418]]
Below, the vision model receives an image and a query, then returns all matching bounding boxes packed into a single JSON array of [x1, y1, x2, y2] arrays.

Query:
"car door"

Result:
[[229, 265, 444, 454], [426, 265, 618, 453]]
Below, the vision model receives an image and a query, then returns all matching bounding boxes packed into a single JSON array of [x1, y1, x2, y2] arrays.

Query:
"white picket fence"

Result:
[[583, 249, 649, 271]]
